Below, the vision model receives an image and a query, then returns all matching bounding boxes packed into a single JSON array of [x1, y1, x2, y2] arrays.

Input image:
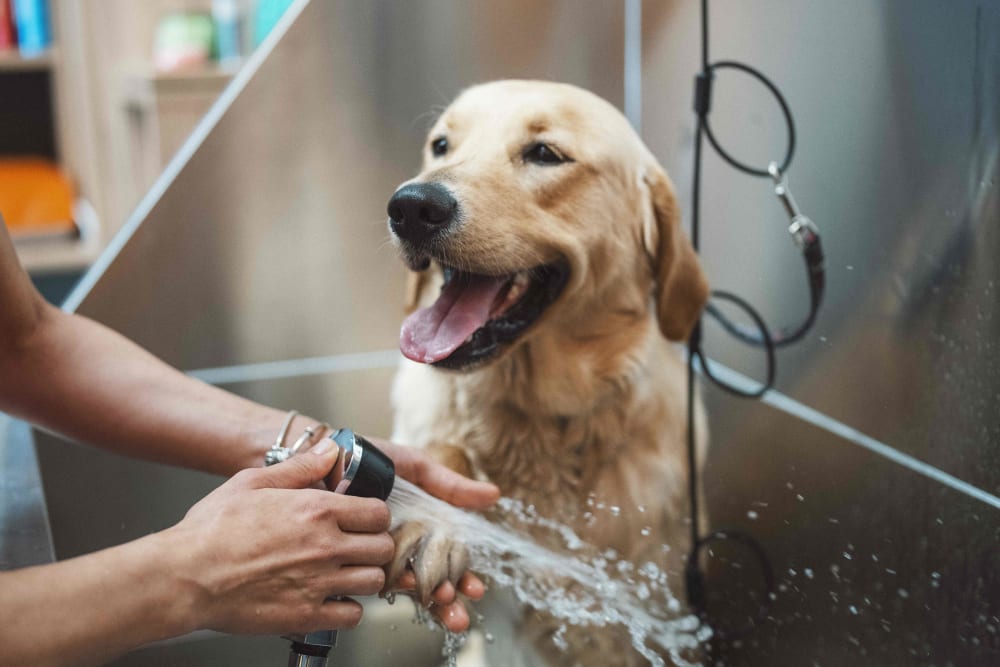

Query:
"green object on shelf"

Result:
[[153, 12, 214, 71]]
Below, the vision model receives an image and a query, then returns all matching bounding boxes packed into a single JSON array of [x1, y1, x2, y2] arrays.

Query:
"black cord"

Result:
[[683, 0, 826, 640], [698, 291, 775, 398], [702, 61, 796, 177], [704, 235, 825, 349]]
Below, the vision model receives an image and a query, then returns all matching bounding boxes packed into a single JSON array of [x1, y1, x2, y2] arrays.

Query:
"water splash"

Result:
[[387, 478, 709, 666]]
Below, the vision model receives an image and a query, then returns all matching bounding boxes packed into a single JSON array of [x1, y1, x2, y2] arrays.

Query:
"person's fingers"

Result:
[[332, 495, 392, 533], [313, 598, 365, 630], [321, 565, 386, 597], [457, 572, 486, 600], [434, 599, 471, 633], [393, 571, 417, 591], [371, 438, 501, 509], [431, 580, 456, 606], [335, 532, 396, 566], [393, 571, 449, 600], [250, 439, 340, 490], [386, 573, 473, 632], [392, 571, 486, 601]]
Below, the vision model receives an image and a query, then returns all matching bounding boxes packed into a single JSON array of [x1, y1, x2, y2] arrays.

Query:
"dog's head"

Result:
[[388, 80, 707, 371]]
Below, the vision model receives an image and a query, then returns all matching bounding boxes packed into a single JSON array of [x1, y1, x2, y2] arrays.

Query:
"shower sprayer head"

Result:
[[326, 428, 396, 501]]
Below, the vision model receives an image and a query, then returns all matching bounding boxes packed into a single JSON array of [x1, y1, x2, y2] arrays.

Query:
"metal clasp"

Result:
[[264, 446, 292, 466], [768, 161, 818, 249]]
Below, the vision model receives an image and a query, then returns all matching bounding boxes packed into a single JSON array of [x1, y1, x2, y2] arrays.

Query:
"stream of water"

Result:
[[386, 478, 710, 666]]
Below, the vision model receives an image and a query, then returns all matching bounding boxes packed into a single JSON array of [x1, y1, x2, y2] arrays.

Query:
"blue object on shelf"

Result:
[[212, 0, 244, 65], [12, 0, 50, 58], [253, 0, 293, 47]]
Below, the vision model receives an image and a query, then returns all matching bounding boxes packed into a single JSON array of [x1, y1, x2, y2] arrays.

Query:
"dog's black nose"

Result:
[[387, 182, 457, 244]]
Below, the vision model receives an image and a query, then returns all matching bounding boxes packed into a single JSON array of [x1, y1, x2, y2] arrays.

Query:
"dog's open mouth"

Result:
[[400, 261, 569, 370]]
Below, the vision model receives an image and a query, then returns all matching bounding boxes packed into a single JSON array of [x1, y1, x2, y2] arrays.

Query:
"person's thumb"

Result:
[[254, 440, 339, 489]]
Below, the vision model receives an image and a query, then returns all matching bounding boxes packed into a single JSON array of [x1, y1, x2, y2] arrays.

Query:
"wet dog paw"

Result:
[[384, 520, 471, 606]]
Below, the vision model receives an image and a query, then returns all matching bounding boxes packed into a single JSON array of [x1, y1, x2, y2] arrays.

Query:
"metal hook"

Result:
[[768, 161, 819, 249]]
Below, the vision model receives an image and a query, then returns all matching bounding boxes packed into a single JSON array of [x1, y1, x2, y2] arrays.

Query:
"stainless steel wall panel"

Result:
[[643, 1, 1000, 664], [643, 0, 999, 482]]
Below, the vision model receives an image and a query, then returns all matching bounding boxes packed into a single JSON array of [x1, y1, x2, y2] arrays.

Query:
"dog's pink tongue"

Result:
[[400, 274, 507, 364]]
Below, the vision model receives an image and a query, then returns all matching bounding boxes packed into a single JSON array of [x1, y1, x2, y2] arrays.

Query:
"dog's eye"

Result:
[[523, 142, 568, 165], [431, 136, 449, 157]]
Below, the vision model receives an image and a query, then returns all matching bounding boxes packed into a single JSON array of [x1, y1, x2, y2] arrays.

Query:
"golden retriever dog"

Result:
[[384, 80, 709, 666]]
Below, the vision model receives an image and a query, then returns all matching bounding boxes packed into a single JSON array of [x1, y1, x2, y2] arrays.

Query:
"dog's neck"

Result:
[[487, 316, 654, 417], [445, 303, 667, 503]]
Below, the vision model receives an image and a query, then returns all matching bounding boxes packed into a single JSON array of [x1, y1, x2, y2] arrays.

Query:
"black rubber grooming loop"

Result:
[[698, 290, 776, 398], [702, 60, 797, 177], [704, 232, 825, 350]]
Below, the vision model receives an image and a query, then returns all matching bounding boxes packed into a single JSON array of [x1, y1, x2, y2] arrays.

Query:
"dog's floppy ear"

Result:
[[404, 269, 431, 314], [642, 162, 709, 341]]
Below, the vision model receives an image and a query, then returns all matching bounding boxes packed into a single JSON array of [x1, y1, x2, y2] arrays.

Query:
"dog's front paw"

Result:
[[384, 520, 470, 607]]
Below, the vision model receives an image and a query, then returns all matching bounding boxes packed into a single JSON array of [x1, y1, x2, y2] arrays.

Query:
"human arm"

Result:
[[0, 220, 498, 640], [0, 444, 392, 667], [0, 220, 296, 475]]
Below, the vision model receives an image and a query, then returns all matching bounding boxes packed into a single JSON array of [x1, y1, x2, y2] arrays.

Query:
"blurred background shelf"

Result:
[[16, 235, 100, 274], [0, 47, 54, 70], [13, 197, 100, 275], [1, 1, 249, 303], [122, 63, 236, 196]]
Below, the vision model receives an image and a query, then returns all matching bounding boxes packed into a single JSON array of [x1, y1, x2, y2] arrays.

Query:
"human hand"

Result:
[[162, 440, 394, 636], [372, 439, 500, 511], [368, 438, 499, 633]]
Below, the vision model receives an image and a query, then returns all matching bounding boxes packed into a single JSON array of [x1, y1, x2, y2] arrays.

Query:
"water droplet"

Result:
[[747, 510, 759, 520], [846, 264, 854, 271], [484, 631, 495, 644], [843, 552, 852, 560], [849, 605, 858, 615], [640, 527, 651, 536], [385, 592, 396, 605], [804, 568, 814, 579], [796, 494, 805, 502], [609, 505, 621, 516], [637, 583, 651, 600], [897, 588, 909, 599]]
